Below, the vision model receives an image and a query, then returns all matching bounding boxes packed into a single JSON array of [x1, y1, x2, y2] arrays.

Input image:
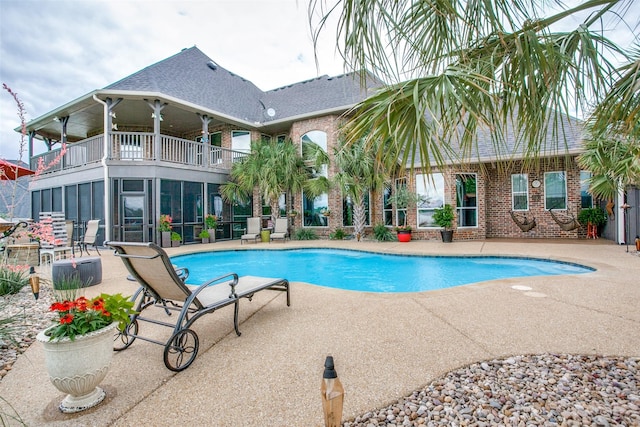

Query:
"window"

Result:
[[276, 134, 287, 143], [395, 178, 407, 227], [383, 184, 393, 226], [232, 130, 251, 153], [580, 171, 593, 208], [301, 131, 329, 226], [455, 174, 477, 227], [196, 132, 221, 147], [544, 171, 567, 210], [343, 194, 371, 227], [511, 174, 529, 211], [416, 173, 445, 228], [261, 134, 272, 143]]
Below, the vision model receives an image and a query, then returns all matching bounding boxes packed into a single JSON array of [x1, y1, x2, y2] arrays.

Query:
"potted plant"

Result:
[[204, 214, 217, 242], [433, 204, 455, 242], [158, 214, 172, 247], [387, 185, 425, 242], [394, 225, 413, 242], [198, 229, 210, 244], [577, 206, 607, 238], [36, 291, 136, 413], [171, 231, 181, 247]]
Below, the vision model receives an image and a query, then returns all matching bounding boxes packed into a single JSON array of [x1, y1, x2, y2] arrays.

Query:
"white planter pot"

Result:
[[37, 322, 116, 413]]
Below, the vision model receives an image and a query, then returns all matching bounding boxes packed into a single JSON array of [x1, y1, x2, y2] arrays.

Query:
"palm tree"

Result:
[[579, 49, 640, 200], [309, 0, 637, 174], [220, 139, 330, 223], [220, 140, 307, 222], [333, 137, 387, 240], [578, 131, 640, 201]]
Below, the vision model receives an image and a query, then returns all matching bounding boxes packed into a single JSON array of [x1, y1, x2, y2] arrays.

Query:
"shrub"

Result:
[[373, 224, 395, 241], [198, 230, 210, 239], [329, 228, 346, 240], [171, 231, 182, 241], [0, 265, 29, 296], [578, 207, 607, 226], [433, 204, 455, 230], [294, 228, 319, 240]]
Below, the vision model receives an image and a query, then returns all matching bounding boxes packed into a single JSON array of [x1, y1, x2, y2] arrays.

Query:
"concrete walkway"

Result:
[[1, 239, 638, 426]]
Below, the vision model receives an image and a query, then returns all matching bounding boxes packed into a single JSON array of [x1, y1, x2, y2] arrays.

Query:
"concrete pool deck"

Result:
[[1, 238, 638, 426]]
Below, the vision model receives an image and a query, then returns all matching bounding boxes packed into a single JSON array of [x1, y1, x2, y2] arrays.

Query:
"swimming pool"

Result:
[[172, 248, 594, 293]]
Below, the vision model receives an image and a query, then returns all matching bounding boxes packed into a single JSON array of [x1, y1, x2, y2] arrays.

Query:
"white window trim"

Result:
[[511, 173, 529, 211], [456, 173, 478, 228], [544, 171, 568, 210]]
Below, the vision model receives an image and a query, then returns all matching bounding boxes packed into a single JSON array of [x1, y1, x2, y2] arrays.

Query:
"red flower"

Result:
[[60, 314, 74, 324]]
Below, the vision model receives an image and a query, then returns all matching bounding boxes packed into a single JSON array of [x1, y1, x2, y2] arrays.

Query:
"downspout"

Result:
[[93, 94, 111, 242], [617, 185, 625, 244]]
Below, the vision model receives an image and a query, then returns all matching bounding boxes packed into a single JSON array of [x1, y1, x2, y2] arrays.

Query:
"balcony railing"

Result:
[[32, 132, 246, 176]]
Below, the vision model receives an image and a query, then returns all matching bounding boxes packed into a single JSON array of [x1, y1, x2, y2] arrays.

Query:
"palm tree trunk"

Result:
[[353, 200, 366, 241]]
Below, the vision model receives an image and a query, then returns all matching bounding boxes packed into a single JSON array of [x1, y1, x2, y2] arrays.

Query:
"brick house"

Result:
[[22, 46, 635, 244]]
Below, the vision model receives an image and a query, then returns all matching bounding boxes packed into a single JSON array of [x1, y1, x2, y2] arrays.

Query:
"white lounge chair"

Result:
[[106, 241, 290, 371], [270, 218, 289, 242], [240, 217, 261, 244]]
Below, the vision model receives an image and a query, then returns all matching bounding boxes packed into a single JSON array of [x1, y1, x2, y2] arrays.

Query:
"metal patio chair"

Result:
[[106, 241, 291, 372], [77, 219, 101, 256]]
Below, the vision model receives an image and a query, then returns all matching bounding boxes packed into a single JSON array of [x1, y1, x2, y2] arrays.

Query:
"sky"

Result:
[[0, 1, 637, 162], [0, 0, 345, 160]]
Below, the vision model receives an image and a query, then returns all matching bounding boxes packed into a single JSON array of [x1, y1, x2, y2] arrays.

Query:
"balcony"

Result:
[[31, 132, 247, 175]]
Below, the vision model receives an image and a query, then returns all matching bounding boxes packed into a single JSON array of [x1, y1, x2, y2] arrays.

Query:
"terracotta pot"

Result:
[[37, 323, 117, 413]]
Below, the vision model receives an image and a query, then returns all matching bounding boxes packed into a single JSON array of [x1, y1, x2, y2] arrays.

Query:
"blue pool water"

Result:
[[172, 249, 594, 293]]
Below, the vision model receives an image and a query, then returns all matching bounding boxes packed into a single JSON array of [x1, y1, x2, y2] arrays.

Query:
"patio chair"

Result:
[[240, 217, 261, 244], [106, 241, 290, 371], [270, 218, 289, 242], [76, 219, 101, 256]]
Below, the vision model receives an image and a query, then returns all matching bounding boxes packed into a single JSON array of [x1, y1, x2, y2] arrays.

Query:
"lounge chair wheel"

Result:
[[113, 319, 138, 351], [164, 329, 199, 372]]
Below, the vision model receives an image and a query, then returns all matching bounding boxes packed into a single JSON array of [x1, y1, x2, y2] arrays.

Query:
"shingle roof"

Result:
[[105, 46, 381, 124]]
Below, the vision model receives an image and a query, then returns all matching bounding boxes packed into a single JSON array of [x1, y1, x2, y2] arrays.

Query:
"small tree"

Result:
[[387, 184, 426, 231]]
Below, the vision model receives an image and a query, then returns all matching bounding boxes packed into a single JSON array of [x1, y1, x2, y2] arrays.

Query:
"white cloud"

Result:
[[0, 0, 345, 159]]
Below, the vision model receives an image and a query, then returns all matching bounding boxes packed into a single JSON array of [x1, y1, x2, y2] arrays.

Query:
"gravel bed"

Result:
[[0, 284, 55, 380], [2, 287, 639, 426], [345, 354, 640, 427]]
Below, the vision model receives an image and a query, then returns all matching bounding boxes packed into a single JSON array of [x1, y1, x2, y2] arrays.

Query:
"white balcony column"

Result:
[[103, 98, 122, 158], [59, 116, 69, 146], [146, 99, 167, 161], [199, 114, 212, 167]]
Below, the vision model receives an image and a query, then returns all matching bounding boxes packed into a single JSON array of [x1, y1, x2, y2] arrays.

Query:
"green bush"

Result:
[[373, 223, 395, 241], [577, 207, 607, 226], [433, 204, 455, 230], [329, 228, 347, 240], [0, 267, 29, 296], [294, 228, 319, 240]]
